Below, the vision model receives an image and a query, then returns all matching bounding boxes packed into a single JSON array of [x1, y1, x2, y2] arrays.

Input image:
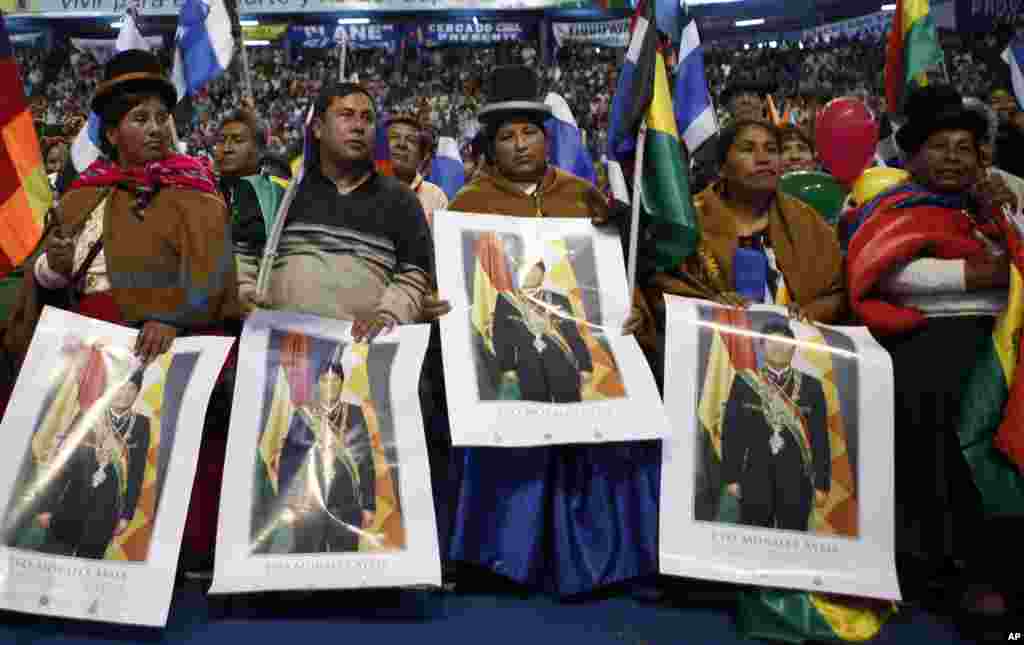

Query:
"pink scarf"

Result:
[[70, 154, 218, 212]]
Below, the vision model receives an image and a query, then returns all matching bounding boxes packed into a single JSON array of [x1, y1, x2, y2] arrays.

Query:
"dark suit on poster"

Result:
[[492, 290, 593, 403], [36, 413, 151, 559], [721, 368, 830, 531], [276, 404, 376, 554]]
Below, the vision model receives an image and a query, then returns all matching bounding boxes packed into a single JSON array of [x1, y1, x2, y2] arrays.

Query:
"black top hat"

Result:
[[91, 49, 178, 116], [477, 65, 552, 127], [895, 84, 988, 157]]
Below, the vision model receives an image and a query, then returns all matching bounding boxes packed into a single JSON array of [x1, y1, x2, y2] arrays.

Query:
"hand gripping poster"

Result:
[[433, 212, 668, 446], [210, 312, 439, 594], [659, 296, 900, 600], [0, 307, 233, 626]]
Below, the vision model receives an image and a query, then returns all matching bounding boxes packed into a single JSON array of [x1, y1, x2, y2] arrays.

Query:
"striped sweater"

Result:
[[268, 167, 433, 323]]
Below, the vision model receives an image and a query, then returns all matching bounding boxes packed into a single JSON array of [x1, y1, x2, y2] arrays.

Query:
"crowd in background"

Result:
[[15, 17, 1022, 171]]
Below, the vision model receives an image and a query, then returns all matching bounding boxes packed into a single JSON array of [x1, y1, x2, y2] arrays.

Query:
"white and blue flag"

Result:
[[70, 7, 150, 172], [544, 92, 597, 185], [673, 19, 717, 156], [427, 125, 465, 200], [1003, 38, 1024, 117], [171, 0, 235, 101]]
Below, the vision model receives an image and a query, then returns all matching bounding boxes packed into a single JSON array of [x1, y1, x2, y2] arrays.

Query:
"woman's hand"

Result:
[[971, 172, 1017, 218], [419, 293, 452, 322], [352, 312, 396, 343], [36, 513, 52, 529], [114, 519, 129, 536], [135, 321, 177, 364], [716, 292, 750, 308], [786, 302, 813, 324]]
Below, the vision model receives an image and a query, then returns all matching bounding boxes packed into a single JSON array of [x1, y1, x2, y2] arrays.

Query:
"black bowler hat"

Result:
[[477, 65, 552, 128], [895, 84, 988, 157], [91, 49, 178, 115]]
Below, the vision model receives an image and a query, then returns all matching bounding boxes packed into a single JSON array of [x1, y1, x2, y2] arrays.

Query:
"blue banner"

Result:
[[419, 20, 538, 47], [955, 0, 1024, 33], [288, 24, 399, 50]]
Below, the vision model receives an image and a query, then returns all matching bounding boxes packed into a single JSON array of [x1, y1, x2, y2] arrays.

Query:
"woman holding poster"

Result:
[[1, 49, 239, 572], [445, 64, 658, 597], [644, 120, 845, 324]]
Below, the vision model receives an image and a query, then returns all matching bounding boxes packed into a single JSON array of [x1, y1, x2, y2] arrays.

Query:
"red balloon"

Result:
[[814, 98, 880, 185]]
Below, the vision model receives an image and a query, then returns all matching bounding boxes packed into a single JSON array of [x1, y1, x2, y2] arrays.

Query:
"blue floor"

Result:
[[0, 579, 977, 644]]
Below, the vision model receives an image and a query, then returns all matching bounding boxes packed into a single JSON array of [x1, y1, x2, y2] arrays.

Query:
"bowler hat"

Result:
[[91, 49, 178, 116]]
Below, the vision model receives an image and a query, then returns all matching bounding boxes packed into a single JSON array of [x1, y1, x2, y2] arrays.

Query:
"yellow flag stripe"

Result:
[[646, 52, 680, 140], [901, 0, 931, 34], [994, 265, 1024, 383]]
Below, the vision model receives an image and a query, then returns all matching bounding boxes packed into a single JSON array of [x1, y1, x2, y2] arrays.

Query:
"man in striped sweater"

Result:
[[264, 83, 434, 340]]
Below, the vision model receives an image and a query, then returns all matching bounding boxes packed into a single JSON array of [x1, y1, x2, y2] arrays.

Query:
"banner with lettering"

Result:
[[15, 0, 585, 16], [659, 296, 900, 600], [800, 11, 892, 42], [210, 312, 440, 594], [0, 308, 232, 626], [288, 24, 398, 50], [956, 0, 1024, 32], [420, 19, 538, 47], [552, 19, 630, 49]]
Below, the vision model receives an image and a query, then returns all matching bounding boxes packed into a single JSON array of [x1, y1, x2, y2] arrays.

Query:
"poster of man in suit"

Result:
[[251, 340, 383, 556], [659, 297, 900, 601], [433, 213, 669, 447], [462, 231, 622, 404], [212, 313, 441, 594], [0, 308, 234, 626], [2, 339, 197, 561]]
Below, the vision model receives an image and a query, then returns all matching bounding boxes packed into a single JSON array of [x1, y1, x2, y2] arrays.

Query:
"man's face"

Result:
[[318, 371, 344, 406], [493, 119, 547, 182], [909, 129, 979, 194], [388, 122, 423, 182], [111, 382, 140, 413], [763, 334, 796, 370], [219, 121, 261, 177], [991, 91, 1017, 124], [46, 143, 67, 175], [314, 93, 375, 167], [730, 93, 765, 122]]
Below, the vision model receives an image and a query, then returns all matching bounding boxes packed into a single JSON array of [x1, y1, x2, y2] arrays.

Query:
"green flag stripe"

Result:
[[902, 15, 943, 86], [641, 128, 699, 272]]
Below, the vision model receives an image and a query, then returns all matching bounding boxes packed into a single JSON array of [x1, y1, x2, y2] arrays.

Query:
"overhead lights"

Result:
[[880, 4, 896, 10], [240, 19, 259, 27], [110, 20, 123, 28], [769, 40, 778, 48], [735, 18, 766, 27], [337, 18, 370, 25], [686, 0, 743, 4], [472, 16, 479, 26], [245, 40, 271, 46]]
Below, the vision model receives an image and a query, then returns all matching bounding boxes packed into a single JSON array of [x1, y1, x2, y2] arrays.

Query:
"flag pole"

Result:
[[226, 0, 253, 101], [338, 28, 349, 82], [626, 121, 648, 303]]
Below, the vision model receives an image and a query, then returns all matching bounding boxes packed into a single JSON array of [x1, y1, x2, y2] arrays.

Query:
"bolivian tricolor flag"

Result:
[[640, 48, 699, 271], [957, 220, 1024, 515], [884, 0, 944, 114], [0, 15, 50, 275]]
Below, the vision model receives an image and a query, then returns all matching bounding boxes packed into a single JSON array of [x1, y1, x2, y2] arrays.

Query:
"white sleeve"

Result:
[[880, 258, 966, 296], [34, 253, 70, 290]]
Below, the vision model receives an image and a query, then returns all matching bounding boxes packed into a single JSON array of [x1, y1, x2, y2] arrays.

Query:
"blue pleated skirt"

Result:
[[449, 440, 661, 596]]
